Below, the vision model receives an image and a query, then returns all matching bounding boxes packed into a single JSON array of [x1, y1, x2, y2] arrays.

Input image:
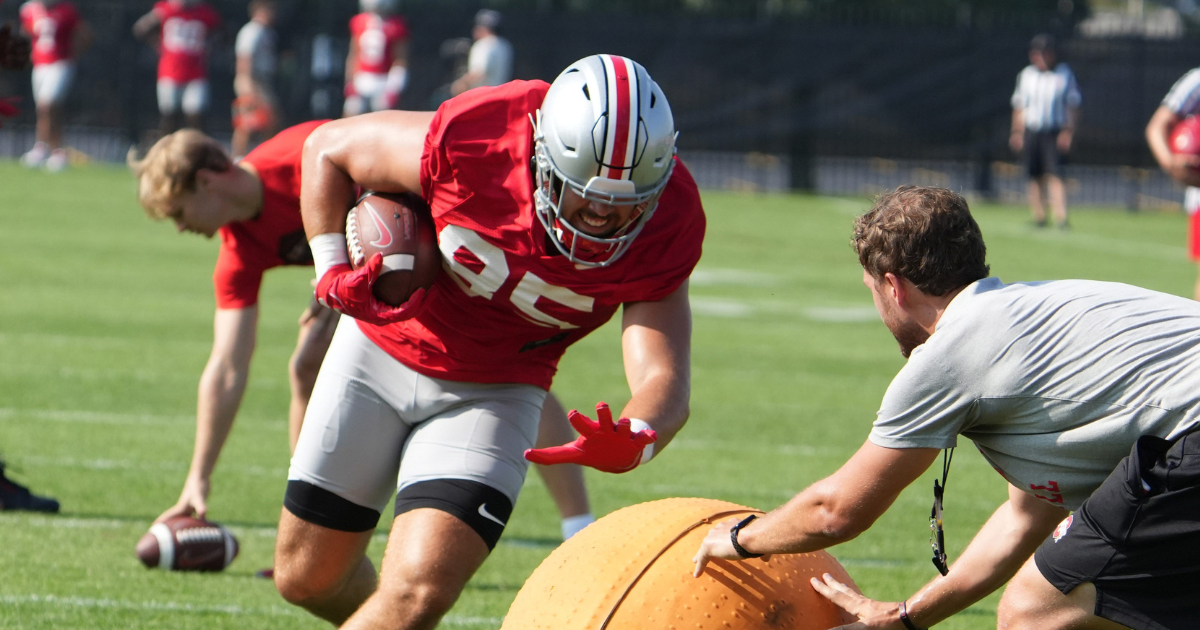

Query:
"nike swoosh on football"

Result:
[[366, 204, 394, 248], [477, 503, 506, 527]]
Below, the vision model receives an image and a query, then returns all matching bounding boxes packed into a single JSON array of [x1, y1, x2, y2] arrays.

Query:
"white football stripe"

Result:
[[149, 523, 174, 570], [221, 525, 236, 567], [381, 253, 415, 272]]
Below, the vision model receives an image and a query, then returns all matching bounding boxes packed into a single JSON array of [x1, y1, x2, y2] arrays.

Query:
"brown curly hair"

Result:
[[852, 186, 989, 296]]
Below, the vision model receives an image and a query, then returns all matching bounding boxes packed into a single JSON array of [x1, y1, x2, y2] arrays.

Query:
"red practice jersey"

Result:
[[349, 12, 408, 75], [153, 0, 221, 82], [359, 81, 707, 389], [20, 1, 80, 66], [213, 120, 328, 309]]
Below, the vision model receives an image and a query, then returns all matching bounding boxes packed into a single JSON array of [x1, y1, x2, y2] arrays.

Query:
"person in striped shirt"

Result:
[[1010, 34, 1081, 229], [1146, 68, 1200, 300]]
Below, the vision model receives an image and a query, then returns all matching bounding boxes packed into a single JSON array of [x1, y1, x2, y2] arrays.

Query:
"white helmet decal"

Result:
[[533, 54, 676, 267]]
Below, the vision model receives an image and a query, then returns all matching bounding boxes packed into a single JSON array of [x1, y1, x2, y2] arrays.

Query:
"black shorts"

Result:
[[1034, 430, 1200, 630], [1023, 129, 1066, 178]]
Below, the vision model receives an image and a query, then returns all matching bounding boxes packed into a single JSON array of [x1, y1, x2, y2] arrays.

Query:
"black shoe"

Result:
[[0, 462, 60, 513]]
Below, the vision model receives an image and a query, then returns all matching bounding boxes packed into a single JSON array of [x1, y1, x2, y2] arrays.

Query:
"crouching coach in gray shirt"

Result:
[[693, 186, 1200, 630]]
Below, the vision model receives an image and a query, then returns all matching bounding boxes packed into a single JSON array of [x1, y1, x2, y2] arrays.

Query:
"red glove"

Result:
[[525, 402, 657, 474], [315, 253, 428, 325]]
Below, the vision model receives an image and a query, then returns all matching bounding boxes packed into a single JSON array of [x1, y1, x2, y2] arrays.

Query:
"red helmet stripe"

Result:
[[601, 54, 635, 181]]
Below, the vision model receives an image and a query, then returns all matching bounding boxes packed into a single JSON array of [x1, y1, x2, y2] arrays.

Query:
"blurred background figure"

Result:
[[18, 0, 91, 172], [449, 9, 511, 97], [1009, 33, 1081, 229], [132, 0, 221, 137], [342, 0, 408, 117], [1147, 66, 1200, 300], [0, 21, 58, 514], [308, 32, 340, 119], [231, 0, 277, 158]]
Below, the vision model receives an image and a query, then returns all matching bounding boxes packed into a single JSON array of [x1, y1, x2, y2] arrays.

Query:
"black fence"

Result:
[[0, 1, 1197, 190]]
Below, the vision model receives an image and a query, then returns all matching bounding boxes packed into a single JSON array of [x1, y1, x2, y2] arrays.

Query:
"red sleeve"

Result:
[[19, 4, 33, 33], [152, 1, 171, 19], [203, 5, 221, 30], [63, 4, 80, 30], [605, 160, 705, 305], [388, 17, 408, 41], [213, 230, 266, 309], [348, 13, 365, 37]]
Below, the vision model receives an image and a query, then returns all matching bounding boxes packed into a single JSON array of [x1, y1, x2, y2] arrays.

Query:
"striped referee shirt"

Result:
[[1163, 68, 1200, 117], [1011, 63, 1082, 132]]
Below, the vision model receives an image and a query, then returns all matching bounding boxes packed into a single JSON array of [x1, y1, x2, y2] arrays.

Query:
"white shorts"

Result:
[[1186, 187, 1200, 216], [157, 78, 210, 116], [287, 318, 545, 514], [31, 61, 74, 106], [343, 71, 391, 116]]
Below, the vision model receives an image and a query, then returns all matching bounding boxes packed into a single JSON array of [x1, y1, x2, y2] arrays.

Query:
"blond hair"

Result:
[[128, 130, 232, 220]]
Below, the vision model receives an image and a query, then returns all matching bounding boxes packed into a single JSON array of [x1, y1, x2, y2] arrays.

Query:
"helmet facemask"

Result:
[[531, 109, 675, 268]]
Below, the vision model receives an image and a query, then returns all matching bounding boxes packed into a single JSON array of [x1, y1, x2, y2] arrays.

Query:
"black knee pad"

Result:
[[394, 479, 512, 550], [284, 480, 381, 533]]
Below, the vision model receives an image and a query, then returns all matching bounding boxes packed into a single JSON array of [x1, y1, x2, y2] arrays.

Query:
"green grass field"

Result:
[[0, 160, 1193, 629]]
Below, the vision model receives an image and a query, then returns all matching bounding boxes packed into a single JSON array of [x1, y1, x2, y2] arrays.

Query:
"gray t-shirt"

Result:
[[871, 278, 1200, 510]]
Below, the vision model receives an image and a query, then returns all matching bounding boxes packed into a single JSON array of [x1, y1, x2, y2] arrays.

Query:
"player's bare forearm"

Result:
[[619, 282, 692, 451], [1147, 106, 1180, 171], [890, 485, 1067, 628], [299, 112, 433, 238], [740, 442, 938, 554], [190, 308, 258, 482]]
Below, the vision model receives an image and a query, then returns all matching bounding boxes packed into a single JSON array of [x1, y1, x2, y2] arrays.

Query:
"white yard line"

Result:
[[0, 408, 193, 426]]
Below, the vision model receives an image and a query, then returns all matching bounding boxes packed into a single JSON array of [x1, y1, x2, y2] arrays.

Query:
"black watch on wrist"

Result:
[[730, 514, 763, 559]]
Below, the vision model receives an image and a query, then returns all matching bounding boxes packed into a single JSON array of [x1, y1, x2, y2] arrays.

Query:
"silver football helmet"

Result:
[[533, 54, 677, 267]]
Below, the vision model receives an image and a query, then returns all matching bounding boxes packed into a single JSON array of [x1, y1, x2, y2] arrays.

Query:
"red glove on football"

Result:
[[524, 402, 657, 474], [315, 253, 427, 325]]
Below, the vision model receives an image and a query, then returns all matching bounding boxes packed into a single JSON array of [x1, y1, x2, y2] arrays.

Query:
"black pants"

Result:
[[1034, 429, 1200, 630], [1023, 129, 1066, 178]]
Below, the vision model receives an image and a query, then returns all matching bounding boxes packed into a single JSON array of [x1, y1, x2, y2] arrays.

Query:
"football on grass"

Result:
[[136, 516, 239, 572], [346, 192, 440, 307], [1170, 115, 1200, 156]]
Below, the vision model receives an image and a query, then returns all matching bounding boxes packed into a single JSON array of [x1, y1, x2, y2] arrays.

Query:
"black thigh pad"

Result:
[[394, 479, 512, 550], [284, 479, 381, 533]]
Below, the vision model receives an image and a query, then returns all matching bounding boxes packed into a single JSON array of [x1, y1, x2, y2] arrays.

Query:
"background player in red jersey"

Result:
[[18, 0, 91, 172], [277, 54, 704, 630], [133, 0, 221, 136], [127, 122, 595, 540], [343, 0, 408, 117]]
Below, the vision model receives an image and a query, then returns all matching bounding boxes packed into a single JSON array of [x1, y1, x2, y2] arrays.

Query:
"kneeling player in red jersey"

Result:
[[278, 54, 705, 629], [128, 122, 596, 541]]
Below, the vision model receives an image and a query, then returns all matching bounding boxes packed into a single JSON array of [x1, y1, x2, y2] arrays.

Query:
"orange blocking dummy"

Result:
[[502, 497, 859, 629]]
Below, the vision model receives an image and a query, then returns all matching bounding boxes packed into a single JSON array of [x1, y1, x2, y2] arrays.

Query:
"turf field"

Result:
[[0, 160, 1194, 629]]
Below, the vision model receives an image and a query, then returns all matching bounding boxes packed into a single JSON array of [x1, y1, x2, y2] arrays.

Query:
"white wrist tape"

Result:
[[628, 418, 654, 464], [385, 65, 407, 95], [310, 232, 350, 280]]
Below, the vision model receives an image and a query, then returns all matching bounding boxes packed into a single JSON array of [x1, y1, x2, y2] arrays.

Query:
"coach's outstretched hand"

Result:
[[315, 253, 427, 326], [525, 402, 656, 473], [810, 573, 906, 630]]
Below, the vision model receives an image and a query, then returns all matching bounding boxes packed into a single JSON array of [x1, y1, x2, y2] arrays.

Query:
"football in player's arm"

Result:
[[275, 55, 703, 629], [693, 186, 1200, 630]]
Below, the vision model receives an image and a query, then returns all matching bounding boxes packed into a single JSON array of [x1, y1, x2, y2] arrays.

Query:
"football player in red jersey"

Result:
[[343, 0, 409, 116], [276, 54, 704, 629], [17, 0, 91, 171], [132, 0, 221, 135], [128, 123, 596, 540]]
